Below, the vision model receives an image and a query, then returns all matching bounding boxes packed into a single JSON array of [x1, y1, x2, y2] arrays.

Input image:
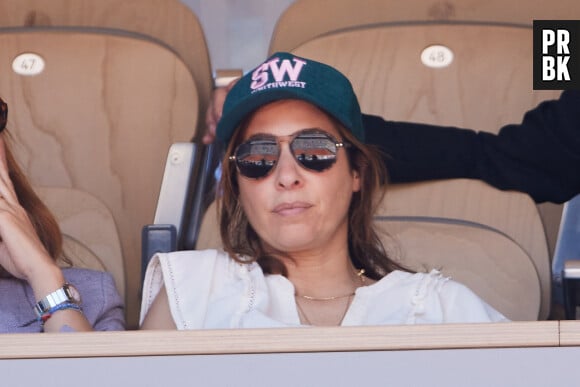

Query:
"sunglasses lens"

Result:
[[291, 132, 338, 172], [235, 139, 278, 178]]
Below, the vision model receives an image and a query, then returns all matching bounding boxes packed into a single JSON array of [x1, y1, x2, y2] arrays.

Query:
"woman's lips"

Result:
[[272, 202, 312, 216]]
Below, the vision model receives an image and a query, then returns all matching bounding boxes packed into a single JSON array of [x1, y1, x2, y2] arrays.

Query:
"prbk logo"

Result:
[[533, 20, 580, 89], [251, 57, 307, 91]]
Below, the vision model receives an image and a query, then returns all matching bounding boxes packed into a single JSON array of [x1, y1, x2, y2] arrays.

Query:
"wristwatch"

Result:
[[34, 283, 82, 318]]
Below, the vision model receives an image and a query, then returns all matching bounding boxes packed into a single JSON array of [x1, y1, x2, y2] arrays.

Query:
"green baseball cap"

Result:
[[216, 52, 365, 144]]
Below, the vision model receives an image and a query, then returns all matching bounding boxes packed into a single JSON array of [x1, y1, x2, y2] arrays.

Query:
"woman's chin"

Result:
[[265, 235, 319, 254]]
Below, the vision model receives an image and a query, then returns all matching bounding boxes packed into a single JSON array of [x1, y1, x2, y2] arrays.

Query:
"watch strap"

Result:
[[34, 284, 75, 318]]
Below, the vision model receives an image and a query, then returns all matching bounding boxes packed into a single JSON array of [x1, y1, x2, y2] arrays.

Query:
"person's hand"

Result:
[[0, 136, 93, 331], [203, 78, 239, 145], [0, 137, 60, 287]]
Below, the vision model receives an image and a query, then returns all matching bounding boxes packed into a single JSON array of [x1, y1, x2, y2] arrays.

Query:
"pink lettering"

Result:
[[250, 62, 271, 89], [250, 57, 308, 91], [269, 58, 307, 82]]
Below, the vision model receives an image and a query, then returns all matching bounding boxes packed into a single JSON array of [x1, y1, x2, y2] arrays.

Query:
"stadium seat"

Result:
[[0, 0, 213, 327]]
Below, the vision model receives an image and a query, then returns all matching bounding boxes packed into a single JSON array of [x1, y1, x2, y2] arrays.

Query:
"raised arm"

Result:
[[366, 90, 580, 203]]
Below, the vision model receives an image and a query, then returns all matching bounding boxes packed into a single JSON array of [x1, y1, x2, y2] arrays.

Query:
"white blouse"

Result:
[[139, 249, 507, 329]]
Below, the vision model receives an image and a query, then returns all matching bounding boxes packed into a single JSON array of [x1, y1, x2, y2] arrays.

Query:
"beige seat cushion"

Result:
[[377, 220, 540, 321], [36, 186, 124, 301]]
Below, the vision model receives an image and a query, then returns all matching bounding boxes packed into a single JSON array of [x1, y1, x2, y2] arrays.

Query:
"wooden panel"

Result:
[[0, 321, 559, 359], [270, 0, 580, 54], [0, 0, 213, 133], [1, 32, 198, 328], [558, 320, 580, 346]]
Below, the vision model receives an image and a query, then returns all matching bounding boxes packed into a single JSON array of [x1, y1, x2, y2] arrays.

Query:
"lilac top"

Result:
[[0, 268, 125, 332]]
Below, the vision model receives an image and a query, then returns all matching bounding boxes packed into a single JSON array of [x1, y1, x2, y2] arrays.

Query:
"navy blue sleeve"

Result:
[[364, 90, 580, 203]]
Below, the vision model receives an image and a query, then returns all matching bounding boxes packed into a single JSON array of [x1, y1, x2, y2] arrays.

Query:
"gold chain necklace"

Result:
[[297, 292, 354, 301], [296, 294, 353, 326], [294, 269, 366, 301], [294, 268, 366, 326]]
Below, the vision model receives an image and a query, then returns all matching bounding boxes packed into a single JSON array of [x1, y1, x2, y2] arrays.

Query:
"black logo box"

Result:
[[533, 20, 580, 90]]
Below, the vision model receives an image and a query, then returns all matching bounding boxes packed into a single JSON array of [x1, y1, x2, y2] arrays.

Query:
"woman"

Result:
[[140, 52, 506, 329], [0, 97, 124, 332]]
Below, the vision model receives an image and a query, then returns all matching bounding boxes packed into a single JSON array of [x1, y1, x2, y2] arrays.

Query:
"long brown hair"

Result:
[[218, 108, 408, 280], [3, 132, 63, 263]]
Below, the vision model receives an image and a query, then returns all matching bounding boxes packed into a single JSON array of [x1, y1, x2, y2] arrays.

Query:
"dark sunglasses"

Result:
[[229, 128, 350, 179], [0, 97, 6, 132]]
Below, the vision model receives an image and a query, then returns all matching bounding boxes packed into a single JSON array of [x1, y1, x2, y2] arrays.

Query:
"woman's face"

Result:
[[236, 99, 360, 255]]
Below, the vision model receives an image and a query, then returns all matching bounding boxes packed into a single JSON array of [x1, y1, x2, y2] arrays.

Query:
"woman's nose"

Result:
[[274, 145, 303, 189]]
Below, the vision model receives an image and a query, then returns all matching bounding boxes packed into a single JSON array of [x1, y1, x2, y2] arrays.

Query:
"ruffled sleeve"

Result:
[[409, 270, 509, 324]]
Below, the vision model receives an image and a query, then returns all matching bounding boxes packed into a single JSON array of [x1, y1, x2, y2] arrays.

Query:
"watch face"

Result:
[[65, 284, 82, 304]]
